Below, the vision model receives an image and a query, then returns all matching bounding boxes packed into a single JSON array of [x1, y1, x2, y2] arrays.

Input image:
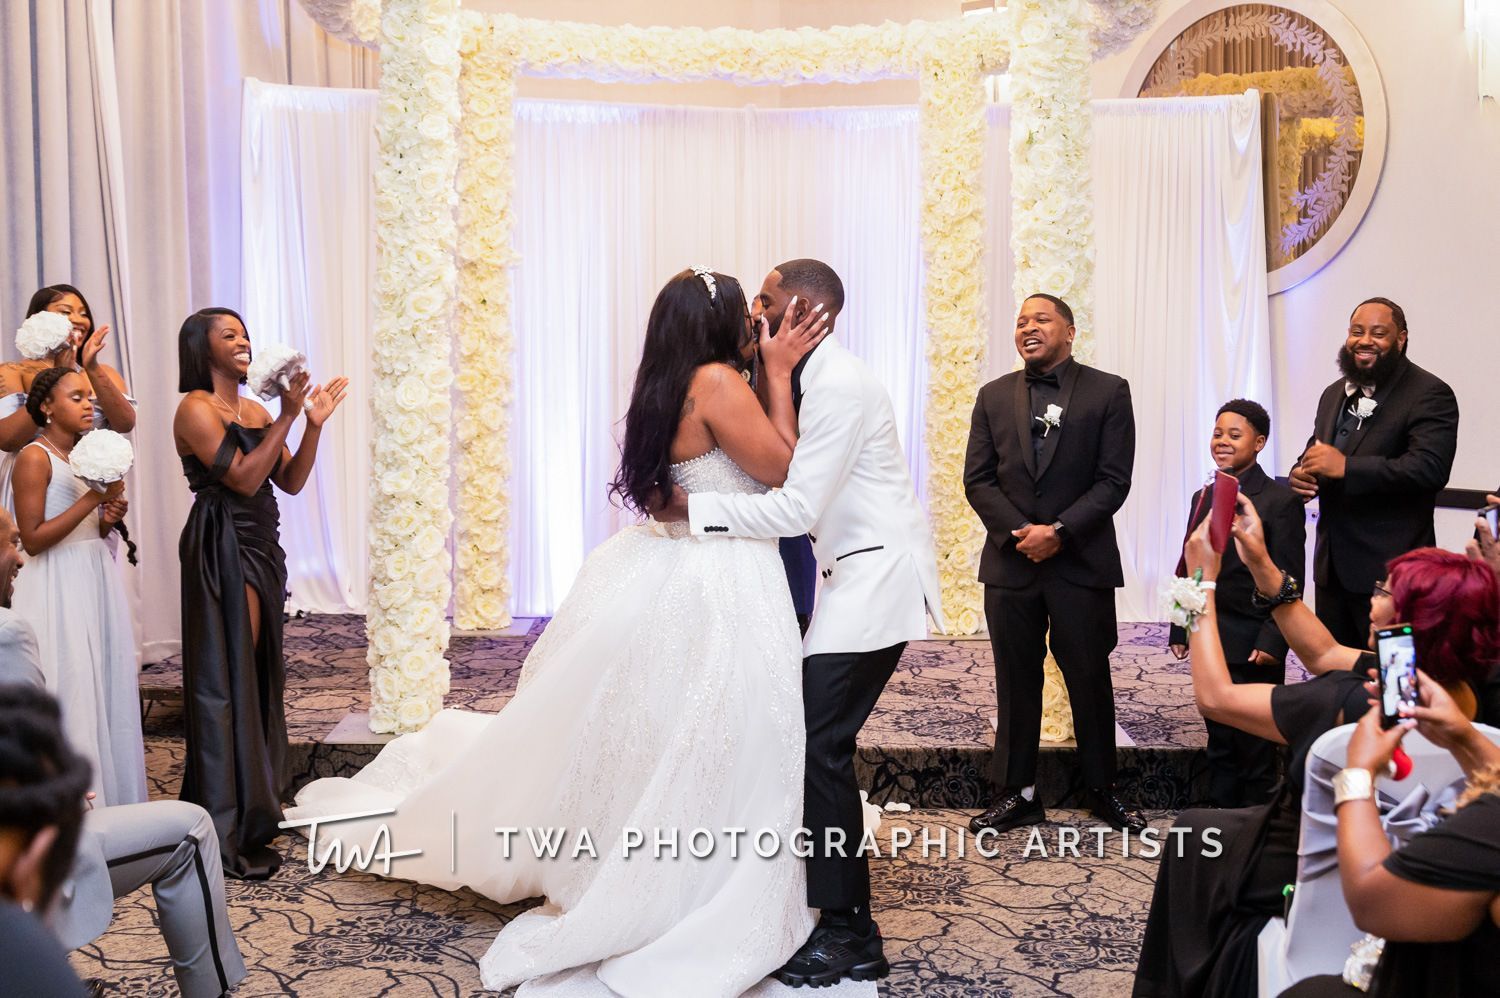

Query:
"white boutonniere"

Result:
[[1348, 396, 1377, 430], [1161, 570, 1215, 632], [1035, 403, 1063, 437]]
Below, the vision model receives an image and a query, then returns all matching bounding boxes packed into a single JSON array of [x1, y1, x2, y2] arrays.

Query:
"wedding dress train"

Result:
[[288, 448, 817, 996]]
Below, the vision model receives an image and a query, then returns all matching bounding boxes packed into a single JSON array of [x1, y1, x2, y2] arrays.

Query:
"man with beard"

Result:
[[1290, 297, 1459, 646]]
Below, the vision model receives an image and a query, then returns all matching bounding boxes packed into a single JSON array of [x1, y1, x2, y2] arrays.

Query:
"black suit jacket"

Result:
[[1299, 357, 1458, 593], [964, 361, 1135, 589], [1167, 463, 1306, 663]]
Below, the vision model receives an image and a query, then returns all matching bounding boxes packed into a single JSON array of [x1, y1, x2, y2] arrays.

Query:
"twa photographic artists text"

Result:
[[280, 810, 1222, 875]]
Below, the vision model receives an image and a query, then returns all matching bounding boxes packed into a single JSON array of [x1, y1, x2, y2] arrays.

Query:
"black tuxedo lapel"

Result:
[[1238, 462, 1270, 498], [1035, 360, 1081, 481], [1346, 358, 1411, 457], [1315, 386, 1341, 445], [1012, 374, 1037, 479]]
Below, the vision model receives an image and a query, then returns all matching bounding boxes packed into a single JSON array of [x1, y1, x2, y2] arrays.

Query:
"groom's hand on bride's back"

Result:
[[649, 484, 690, 523]]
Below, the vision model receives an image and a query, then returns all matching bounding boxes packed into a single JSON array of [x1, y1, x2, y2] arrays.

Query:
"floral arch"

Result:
[[298, 0, 1159, 733]]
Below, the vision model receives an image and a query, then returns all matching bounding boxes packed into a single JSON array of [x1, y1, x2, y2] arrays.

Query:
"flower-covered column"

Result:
[[1010, 0, 1096, 360], [918, 37, 991, 639], [366, 0, 462, 733], [453, 16, 520, 630], [1009, 0, 1095, 740]]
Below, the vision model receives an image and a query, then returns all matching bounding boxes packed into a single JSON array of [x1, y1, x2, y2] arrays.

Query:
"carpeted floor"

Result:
[[88, 616, 1283, 995]]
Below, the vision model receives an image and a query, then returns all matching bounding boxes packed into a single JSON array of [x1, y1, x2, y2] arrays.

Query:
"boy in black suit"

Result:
[[1168, 400, 1305, 807]]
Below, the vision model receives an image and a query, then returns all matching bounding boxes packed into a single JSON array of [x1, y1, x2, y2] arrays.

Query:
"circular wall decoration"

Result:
[[1124, 1, 1387, 293]]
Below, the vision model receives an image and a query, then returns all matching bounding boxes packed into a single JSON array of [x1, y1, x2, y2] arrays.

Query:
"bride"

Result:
[[287, 268, 831, 996]]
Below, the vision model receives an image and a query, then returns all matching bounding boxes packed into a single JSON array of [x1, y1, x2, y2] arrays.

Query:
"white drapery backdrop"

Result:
[[242, 85, 1269, 622], [1, 1, 375, 662]]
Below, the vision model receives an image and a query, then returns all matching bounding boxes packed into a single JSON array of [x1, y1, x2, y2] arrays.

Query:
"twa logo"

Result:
[[279, 809, 423, 875]]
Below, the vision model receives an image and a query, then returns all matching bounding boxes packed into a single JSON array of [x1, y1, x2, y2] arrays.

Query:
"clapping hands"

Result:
[[304, 376, 350, 429]]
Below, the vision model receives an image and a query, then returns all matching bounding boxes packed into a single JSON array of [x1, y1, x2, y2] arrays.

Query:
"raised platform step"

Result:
[[139, 615, 1277, 811]]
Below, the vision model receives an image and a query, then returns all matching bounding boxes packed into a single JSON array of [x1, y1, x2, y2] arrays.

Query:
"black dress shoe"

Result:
[[968, 792, 1046, 834], [774, 922, 890, 988], [1086, 787, 1146, 832], [82, 979, 107, 998]]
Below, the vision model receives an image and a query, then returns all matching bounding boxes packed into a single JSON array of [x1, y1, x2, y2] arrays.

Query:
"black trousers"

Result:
[[985, 579, 1118, 791], [802, 642, 906, 911], [1205, 660, 1283, 808], [1314, 581, 1372, 650]]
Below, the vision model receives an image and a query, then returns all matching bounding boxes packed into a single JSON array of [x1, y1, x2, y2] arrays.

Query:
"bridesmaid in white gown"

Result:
[[288, 269, 833, 996], [11, 366, 145, 807]]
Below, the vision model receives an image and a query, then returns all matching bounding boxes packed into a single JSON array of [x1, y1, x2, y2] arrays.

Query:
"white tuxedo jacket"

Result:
[[689, 339, 945, 656]]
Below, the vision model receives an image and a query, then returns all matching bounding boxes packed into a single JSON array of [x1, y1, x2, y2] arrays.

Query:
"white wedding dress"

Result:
[[288, 448, 818, 996]]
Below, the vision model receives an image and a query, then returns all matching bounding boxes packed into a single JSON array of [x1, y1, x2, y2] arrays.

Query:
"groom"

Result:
[[658, 258, 944, 988]]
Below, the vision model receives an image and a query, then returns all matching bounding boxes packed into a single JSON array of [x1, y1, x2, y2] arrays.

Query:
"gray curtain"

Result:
[[0, 0, 376, 661]]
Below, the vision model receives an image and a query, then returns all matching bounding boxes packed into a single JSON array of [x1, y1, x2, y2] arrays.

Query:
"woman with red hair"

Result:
[[1134, 496, 1500, 998]]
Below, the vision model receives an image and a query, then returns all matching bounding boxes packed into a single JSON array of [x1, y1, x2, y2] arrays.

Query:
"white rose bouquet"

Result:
[[247, 343, 308, 401], [69, 429, 135, 493], [16, 311, 74, 360]]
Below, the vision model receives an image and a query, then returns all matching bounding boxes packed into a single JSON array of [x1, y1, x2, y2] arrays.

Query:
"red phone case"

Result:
[[1209, 471, 1239, 553]]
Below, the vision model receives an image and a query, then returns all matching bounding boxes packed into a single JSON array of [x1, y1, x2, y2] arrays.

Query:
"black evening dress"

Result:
[[1133, 662, 1373, 998], [178, 423, 288, 879]]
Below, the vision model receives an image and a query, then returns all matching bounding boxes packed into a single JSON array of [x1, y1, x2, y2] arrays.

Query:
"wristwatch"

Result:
[[1251, 571, 1303, 610], [1333, 767, 1375, 807], [1050, 520, 1066, 541]]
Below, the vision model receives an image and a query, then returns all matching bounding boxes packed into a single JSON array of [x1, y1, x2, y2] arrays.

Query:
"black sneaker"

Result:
[[968, 792, 1046, 834], [774, 922, 890, 988]]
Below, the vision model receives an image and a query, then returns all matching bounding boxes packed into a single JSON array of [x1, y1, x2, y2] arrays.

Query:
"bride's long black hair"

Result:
[[609, 269, 748, 515]]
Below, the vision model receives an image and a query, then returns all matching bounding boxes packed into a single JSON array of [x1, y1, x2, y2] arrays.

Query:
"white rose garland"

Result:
[[367, 0, 461, 735], [1010, 0, 1098, 364], [452, 15, 519, 631], [918, 27, 995, 641]]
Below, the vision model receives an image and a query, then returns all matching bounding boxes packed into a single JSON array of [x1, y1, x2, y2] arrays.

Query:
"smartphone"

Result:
[[1375, 624, 1418, 729], [1480, 504, 1499, 540]]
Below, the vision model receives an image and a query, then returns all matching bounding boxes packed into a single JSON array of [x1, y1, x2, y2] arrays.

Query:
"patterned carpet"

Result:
[[79, 615, 1285, 995]]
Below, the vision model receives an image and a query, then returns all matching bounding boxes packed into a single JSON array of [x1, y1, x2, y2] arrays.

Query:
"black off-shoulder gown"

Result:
[[178, 423, 289, 879]]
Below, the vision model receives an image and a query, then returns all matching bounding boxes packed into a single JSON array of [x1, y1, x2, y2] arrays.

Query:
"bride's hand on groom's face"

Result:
[[649, 484, 690, 523], [758, 296, 830, 378]]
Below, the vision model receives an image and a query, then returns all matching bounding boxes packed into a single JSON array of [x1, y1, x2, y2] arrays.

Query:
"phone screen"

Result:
[[1483, 505, 1499, 540], [1376, 625, 1418, 729]]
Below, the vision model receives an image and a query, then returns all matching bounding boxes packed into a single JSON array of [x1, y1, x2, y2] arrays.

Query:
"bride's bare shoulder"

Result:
[[686, 363, 750, 405]]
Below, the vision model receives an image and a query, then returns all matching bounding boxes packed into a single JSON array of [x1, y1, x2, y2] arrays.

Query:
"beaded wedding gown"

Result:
[[288, 448, 816, 996]]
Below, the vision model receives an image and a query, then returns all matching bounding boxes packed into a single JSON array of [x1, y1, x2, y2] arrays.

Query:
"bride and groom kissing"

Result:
[[287, 258, 945, 995]]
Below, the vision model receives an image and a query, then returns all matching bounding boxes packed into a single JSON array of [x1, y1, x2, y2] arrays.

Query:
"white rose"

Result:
[[418, 112, 451, 143], [372, 668, 403, 704], [397, 651, 435, 683], [395, 376, 431, 412], [397, 698, 433, 730], [414, 525, 447, 559], [386, 550, 414, 580], [416, 559, 448, 594], [379, 578, 414, 611]]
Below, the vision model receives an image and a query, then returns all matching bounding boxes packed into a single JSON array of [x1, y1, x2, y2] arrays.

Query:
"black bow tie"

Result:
[[1025, 368, 1060, 387]]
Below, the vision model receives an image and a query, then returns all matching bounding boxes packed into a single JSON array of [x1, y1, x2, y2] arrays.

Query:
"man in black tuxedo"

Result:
[[1289, 297, 1459, 647], [963, 294, 1142, 833], [1168, 399, 1305, 807]]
